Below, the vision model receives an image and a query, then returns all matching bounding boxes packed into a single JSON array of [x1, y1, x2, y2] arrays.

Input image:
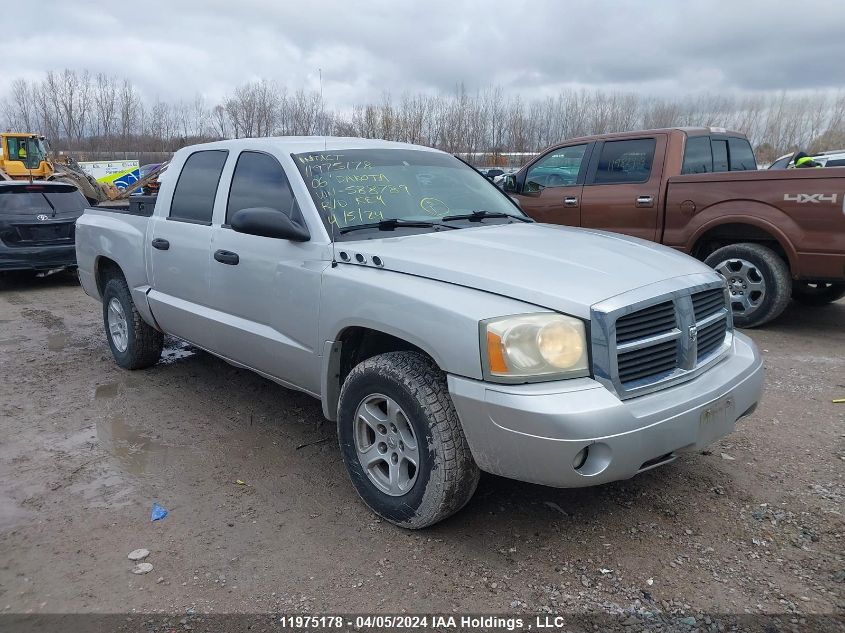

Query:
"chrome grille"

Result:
[[696, 316, 728, 359], [617, 339, 678, 383], [615, 300, 676, 344], [692, 288, 725, 321], [590, 275, 733, 399]]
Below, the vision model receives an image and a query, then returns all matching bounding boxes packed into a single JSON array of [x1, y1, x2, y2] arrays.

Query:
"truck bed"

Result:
[[664, 167, 845, 280]]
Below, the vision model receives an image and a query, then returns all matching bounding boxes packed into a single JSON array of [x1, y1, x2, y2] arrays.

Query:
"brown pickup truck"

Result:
[[504, 127, 845, 327]]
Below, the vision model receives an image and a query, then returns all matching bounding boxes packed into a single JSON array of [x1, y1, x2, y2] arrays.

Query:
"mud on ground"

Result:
[[0, 273, 843, 623]]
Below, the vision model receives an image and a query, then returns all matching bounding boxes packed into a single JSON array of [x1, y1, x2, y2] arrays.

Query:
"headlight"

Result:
[[481, 313, 589, 382]]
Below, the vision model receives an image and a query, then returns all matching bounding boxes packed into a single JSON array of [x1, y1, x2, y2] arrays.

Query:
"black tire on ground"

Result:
[[102, 276, 163, 369], [337, 351, 479, 529], [791, 281, 845, 306], [704, 242, 792, 328]]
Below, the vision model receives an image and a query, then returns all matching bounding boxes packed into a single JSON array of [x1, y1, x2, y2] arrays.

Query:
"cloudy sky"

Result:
[[3, 0, 844, 107]]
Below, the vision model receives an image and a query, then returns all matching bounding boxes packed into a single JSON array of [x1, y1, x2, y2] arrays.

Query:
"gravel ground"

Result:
[[0, 272, 843, 629]]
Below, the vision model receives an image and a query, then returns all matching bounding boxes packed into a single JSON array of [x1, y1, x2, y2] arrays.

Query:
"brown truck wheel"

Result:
[[704, 243, 791, 328], [791, 282, 845, 306]]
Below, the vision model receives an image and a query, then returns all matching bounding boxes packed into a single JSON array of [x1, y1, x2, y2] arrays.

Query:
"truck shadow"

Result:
[[143, 344, 740, 540], [0, 270, 80, 292], [750, 299, 845, 337]]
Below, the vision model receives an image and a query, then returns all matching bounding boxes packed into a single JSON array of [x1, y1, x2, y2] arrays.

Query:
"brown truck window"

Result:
[[226, 151, 301, 225], [728, 137, 757, 171], [681, 136, 713, 174], [525, 144, 588, 190], [592, 139, 656, 185], [711, 140, 729, 172], [169, 150, 228, 224]]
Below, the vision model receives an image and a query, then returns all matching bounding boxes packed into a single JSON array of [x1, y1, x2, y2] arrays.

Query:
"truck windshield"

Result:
[[5, 137, 48, 170], [292, 148, 524, 233]]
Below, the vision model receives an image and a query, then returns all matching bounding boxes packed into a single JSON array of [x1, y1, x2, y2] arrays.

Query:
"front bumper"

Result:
[[0, 243, 77, 272], [448, 332, 763, 488]]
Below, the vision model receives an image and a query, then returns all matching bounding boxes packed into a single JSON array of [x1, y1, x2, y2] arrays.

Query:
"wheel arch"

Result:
[[94, 255, 125, 299], [689, 215, 799, 278], [321, 325, 441, 421]]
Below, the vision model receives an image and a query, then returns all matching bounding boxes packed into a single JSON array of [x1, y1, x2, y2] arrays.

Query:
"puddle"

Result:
[[160, 341, 198, 365], [47, 332, 67, 351], [0, 492, 35, 531], [96, 417, 194, 476], [94, 383, 119, 399]]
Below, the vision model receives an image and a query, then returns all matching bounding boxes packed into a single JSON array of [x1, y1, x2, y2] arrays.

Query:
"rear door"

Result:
[[207, 150, 323, 393], [147, 149, 228, 349], [513, 143, 592, 226], [580, 135, 666, 241]]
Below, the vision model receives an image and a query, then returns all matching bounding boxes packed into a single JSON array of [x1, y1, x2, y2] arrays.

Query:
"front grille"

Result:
[[615, 300, 676, 343], [692, 288, 724, 320], [697, 317, 728, 359], [591, 277, 733, 399], [617, 339, 678, 383]]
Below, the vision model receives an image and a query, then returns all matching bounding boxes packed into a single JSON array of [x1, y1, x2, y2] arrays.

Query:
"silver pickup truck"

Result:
[[76, 137, 764, 528]]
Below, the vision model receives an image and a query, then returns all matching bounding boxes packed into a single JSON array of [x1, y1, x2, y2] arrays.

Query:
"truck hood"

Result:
[[343, 223, 717, 319]]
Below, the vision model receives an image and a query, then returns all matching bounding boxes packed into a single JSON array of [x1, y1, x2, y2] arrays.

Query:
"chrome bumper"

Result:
[[448, 332, 763, 488]]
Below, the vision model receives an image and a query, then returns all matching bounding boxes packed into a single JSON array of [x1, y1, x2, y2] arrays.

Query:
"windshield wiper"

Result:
[[440, 209, 532, 222], [338, 219, 452, 234]]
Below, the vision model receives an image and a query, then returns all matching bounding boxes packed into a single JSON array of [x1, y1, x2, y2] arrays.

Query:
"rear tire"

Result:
[[337, 351, 479, 529], [791, 281, 845, 306], [704, 243, 791, 328], [102, 276, 163, 369]]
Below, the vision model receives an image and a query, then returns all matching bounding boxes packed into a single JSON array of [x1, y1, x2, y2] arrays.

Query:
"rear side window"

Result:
[[826, 158, 845, 167], [728, 138, 757, 171], [681, 136, 713, 174], [711, 140, 729, 172], [226, 152, 300, 224], [592, 139, 656, 184], [169, 150, 228, 223]]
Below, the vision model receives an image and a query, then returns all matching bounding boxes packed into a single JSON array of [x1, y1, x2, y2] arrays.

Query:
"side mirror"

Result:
[[230, 207, 310, 241], [502, 174, 518, 193]]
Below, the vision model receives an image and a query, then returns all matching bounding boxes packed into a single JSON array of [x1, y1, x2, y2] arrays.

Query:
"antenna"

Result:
[[319, 67, 327, 150], [330, 217, 338, 268]]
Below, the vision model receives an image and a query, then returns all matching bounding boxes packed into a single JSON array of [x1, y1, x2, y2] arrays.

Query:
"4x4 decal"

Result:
[[783, 193, 838, 204]]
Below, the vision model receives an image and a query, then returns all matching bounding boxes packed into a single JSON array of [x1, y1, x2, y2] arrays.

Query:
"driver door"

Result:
[[513, 143, 592, 226], [206, 150, 323, 394]]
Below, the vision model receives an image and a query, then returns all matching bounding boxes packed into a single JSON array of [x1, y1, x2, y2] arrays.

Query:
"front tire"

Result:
[[337, 351, 479, 529], [791, 281, 845, 306], [704, 243, 791, 328], [102, 277, 163, 369]]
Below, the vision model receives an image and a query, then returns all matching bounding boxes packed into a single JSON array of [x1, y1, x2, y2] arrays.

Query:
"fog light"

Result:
[[572, 446, 589, 471]]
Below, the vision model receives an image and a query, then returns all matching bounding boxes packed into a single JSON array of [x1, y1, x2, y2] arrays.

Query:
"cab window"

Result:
[[169, 150, 228, 224], [681, 136, 713, 174], [728, 137, 757, 171], [226, 152, 301, 225], [592, 138, 656, 184], [711, 140, 729, 172], [525, 144, 588, 191]]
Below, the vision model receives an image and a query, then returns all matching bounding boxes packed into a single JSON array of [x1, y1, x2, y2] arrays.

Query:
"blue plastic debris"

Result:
[[150, 502, 168, 522]]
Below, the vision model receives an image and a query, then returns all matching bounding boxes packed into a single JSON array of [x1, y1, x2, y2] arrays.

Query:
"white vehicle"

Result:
[[768, 149, 845, 169]]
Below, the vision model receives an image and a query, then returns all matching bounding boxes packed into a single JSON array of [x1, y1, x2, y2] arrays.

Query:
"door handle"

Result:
[[636, 195, 654, 207], [151, 238, 170, 250], [214, 249, 240, 265], [563, 196, 579, 207]]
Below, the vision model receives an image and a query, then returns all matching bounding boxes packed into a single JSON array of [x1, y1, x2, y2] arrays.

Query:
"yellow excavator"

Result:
[[0, 132, 114, 202]]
